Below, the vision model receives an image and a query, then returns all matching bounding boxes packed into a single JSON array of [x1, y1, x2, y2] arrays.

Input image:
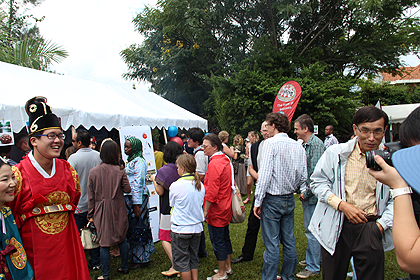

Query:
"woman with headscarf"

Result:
[[150, 141, 183, 277], [124, 137, 155, 268]]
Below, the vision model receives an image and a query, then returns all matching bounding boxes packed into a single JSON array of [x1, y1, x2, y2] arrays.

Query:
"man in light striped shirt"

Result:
[[254, 112, 307, 280], [324, 125, 339, 148]]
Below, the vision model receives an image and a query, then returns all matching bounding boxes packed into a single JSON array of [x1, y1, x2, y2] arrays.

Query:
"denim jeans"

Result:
[[207, 224, 232, 261], [100, 240, 129, 278], [350, 257, 357, 280], [260, 194, 296, 280], [302, 200, 321, 273], [74, 212, 101, 266]]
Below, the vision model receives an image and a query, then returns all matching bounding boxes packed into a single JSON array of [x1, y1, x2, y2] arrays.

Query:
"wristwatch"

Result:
[[390, 186, 412, 199]]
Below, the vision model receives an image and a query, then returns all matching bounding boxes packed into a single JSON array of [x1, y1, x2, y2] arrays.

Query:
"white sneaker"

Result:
[[299, 260, 307, 266], [296, 269, 319, 279]]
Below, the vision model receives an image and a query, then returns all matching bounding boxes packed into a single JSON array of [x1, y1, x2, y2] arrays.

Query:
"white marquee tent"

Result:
[[382, 103, 420, 124], [0, 62, 207, 133]]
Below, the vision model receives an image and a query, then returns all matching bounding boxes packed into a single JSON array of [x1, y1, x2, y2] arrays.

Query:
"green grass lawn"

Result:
[[89, 194, 407, 280]]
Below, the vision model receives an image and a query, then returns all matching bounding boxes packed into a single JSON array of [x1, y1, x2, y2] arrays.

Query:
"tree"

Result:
[[122, 0, 420, 131], [0, 3, 68, 70], [120, 0, 263, 114], [288, 0, 420, 77], [0, 0, 43, 43], [357, 79, 420, 106], [209, 50, 358, 139], [4, 36, 68, 70]]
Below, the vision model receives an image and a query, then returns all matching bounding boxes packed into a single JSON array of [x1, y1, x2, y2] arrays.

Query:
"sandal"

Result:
[[92, 265, 101, 271], [206, 274, 228, 280], [214, 269, 233, 275], [95, 276, 109, 280], [117, 268, 129, 274], [161, 270, 181, 277]]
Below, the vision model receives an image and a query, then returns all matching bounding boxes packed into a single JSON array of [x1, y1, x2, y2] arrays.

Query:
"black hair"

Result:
[[187, 127, 204, 145], [203, 133, 223, 151], [353, 106, 388, 128], [100, 140, 120, 165], [266, 112, 290, 133], [0, 158, 11, 168], [295, 114, 314, 133], [326, 125, 334, 131], [28, 129, 44, 150], [76, 129, 91, 147], [400, 106, 420, 148], [15, 133, 29, 146], [163, 141, 183, 163], [0, 146, 12, 155]]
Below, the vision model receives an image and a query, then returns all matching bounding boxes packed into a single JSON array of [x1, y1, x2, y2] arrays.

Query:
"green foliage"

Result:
[[288, 0, 420, 78], [0, 2, 68, 70], [357, 79, 420, 106], [293, 64, 359, 140], [3, 36, 68, 70], [122, 0, 420, 133], [0, 0, 43, 43], [209, 46, 357, 139]]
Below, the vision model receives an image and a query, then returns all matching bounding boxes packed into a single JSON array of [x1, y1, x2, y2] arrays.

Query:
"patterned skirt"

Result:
[[125, 192, 155, 264]]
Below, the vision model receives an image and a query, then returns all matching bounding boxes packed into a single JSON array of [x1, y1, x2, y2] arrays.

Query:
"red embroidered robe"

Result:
[[8, 156, 90, 280]]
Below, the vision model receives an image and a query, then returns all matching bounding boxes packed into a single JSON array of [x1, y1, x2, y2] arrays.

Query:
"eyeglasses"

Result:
[[202, 145, 209, 149], [37, 133, 66, 140], [355, 125, 384, 136]]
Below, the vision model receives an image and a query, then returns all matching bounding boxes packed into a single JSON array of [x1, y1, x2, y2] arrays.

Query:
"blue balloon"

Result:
[[167, 126, 178, 138]]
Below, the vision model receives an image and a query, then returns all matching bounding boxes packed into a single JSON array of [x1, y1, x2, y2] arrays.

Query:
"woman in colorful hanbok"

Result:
[[0, 157, 33, 280]]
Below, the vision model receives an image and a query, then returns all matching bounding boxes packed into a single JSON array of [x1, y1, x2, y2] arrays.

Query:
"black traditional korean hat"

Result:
[[25, 96, 61, 136]]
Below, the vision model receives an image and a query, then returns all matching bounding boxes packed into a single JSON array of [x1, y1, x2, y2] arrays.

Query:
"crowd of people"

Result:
[[2, 96, 420, 280]]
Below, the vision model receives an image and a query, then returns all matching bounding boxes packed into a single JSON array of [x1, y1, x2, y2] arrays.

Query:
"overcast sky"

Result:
[[30, 0, 154, 91], [30, 0, 420, 92]]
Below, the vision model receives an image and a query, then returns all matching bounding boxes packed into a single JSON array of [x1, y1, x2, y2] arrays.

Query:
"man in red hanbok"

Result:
[[8, 96, 90, 280]]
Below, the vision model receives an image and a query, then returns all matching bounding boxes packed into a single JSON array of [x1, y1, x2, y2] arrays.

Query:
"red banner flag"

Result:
[[272, 80, 302, 122]]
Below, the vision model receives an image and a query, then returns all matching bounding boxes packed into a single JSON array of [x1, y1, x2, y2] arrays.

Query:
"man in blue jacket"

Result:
[[309, 106, 394, 280]]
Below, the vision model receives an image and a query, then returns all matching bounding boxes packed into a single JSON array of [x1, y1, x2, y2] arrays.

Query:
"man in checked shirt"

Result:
[[253, 112, 307, 280], [308, 106, 394, 280]]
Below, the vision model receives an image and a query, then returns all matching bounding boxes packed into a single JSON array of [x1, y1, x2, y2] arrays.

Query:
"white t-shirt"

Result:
[[169, 176, 205, 233], [193, 146, 208, 176]]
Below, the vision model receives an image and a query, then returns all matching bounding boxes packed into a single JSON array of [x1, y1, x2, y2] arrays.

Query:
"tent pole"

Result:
[[163, 127, 168, 144]]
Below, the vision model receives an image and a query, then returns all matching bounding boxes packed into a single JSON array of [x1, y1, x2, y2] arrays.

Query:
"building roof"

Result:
[[381, 64, 420, 84]]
